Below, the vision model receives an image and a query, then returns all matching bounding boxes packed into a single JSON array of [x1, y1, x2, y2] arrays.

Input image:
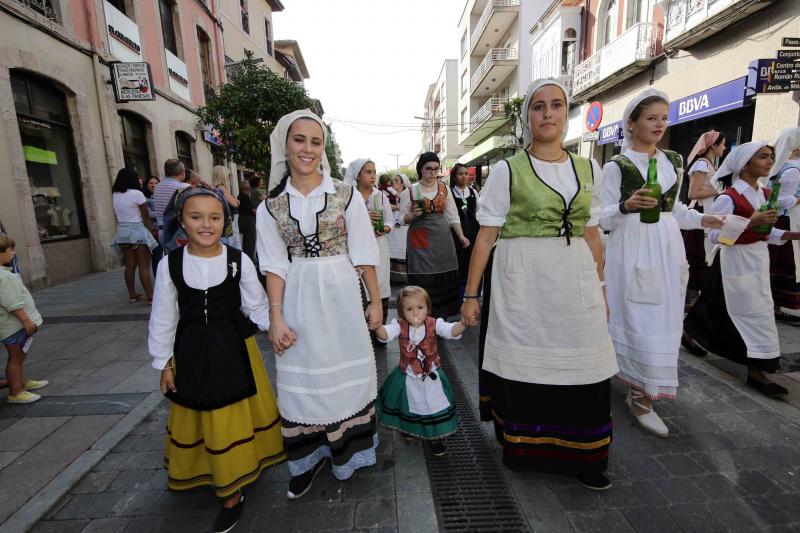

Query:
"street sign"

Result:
[[783, 37, 800, 47], [109, 62, 155, 102], [777, 49, 800, 60], [763, 81, 792, 93], [772, 70, 800, 82], [773, 60, 800, 70], [582, 131, 599, 142], [585, 102, 603, 132]]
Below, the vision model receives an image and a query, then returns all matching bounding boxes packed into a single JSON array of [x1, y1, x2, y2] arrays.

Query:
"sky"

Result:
[[274, 0, 464, 173]]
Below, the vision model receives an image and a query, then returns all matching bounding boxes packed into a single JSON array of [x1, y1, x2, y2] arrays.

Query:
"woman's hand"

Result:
[[369, 211, 381, 224], [22, 320, 37, 336], [160, 367, 176, 394], [749, 209, 778, 227], [603, 287, 610, 322], [365, 301, 382, 330], [268, 317, 297, 356], [459, 236, 470, 248], [624, 189, 658, 211], [700, 214, 725, 229], [460, 299, 481, 327]]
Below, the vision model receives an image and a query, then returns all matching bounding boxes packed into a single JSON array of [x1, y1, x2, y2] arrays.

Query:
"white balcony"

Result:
[[572, 22, 658, 100], [471, 0, 520, 55], [103, 1, 142, 62], [471, 48, 518, 97], [665, 0, 777, 50], [463, 97, 509, 145]]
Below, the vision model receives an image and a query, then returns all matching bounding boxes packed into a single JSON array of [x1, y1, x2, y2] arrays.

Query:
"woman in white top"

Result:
[[110, 168, 158, 303], [256, 110, 382, 499], [597, 89, 723, 438], [461, 78, 618, 491], [345, 158, 394, 340]]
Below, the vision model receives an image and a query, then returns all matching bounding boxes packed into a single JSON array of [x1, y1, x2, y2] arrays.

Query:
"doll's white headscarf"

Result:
[[344, 158, 371, 186], [771, 127, 800, 178], [621, 88, 670, 152], [520, 77, 570, 148], [268, 109, 331, 193], [711, 141, 768, 188]]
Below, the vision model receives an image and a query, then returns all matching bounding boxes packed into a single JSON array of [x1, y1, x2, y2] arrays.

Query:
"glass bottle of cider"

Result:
[[640, 158, 661, 224]]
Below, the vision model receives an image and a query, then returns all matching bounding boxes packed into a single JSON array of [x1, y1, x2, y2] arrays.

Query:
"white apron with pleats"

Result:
[[719, 242, 781, 359], [277, 254, 377, 425], [604, 212, 689, 399]]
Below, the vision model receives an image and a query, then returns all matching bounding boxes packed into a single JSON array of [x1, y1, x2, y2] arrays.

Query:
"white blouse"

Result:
[[148, 247, 269, 371], [688, 158, 711, 176], [597, 149, 704, 232], [398, 183, 461, 226], [776, 160, 800, 214], [255, 174, 380, 280], [382, 318, 462, 343], [708, 178, 789, 246], [360, 187, 395, 232], [451, 185, 476, 200], [476, 154, 603, 228]]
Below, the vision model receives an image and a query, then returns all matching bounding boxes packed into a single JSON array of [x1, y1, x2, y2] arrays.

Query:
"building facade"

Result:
[[422, 59, 463, 169], [219, 0, 283, 74], [0, 0, 225, 288]]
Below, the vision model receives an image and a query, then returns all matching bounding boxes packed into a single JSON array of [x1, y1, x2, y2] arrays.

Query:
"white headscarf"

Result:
[[344, 158, 371, 186], [711, 141, 768, 188], [771, 127, 800, 178], [520, 77, 570, 148], [268, 109, 331, 192], [397, 173, 412, 190], [621, 88, 670, 152]]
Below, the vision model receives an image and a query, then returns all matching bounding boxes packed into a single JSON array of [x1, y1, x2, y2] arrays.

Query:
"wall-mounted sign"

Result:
[[667, 77, 746, 125], [747, 58, 774, 96], [103, 1, 142, 63], [165, 49, 191, 101], [597, 120, 623, 146], [777, 49, 800, 60], [783, 37, 800, 47], [762, 81, 800, 93], [109, 62, 155, 102], [585, 102, 603, 132], [582, 131, 600, 142]]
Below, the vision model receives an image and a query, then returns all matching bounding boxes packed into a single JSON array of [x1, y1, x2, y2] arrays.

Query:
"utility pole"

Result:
[[388, 153, 401, 170]]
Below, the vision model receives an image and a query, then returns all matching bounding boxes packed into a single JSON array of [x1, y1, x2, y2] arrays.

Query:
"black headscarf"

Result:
[[416, 152, 440, 179]]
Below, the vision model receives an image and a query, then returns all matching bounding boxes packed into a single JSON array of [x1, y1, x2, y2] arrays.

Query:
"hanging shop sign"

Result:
[[667, 77, 747, 125], [109, 62, 155, 102], [597, 120, 623, 146], [585, 102, 603, 132]]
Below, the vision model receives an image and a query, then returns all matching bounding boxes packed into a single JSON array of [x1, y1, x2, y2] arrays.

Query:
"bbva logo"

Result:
[[678, 94, 709, 117]]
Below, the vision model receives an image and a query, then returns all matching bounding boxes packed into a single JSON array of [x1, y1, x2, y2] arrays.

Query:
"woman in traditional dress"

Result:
[[345, 158, 395, 342], [597, 89, 723, 438], [461, 78, 618, 490], [255, 110, 382, 499], [399, 153, 470, 318], [449, 163, 480, 297], [768, 127, 800, 318], [149, 187, 284, 533], [685, 142, 800, 397]]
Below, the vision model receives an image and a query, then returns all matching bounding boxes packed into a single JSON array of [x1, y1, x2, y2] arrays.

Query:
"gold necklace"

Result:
[[529, 149, 566, 163]]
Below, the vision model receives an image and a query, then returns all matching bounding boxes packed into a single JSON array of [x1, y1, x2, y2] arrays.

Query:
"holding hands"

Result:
[[268, 315, 297, 356], [460, 299, 480, 328]]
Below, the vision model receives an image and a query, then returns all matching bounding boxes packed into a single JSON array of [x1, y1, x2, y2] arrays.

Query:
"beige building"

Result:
[[0, 0, 226, 288], [422, 59, 464, 169], [219, 0, 284, 74]]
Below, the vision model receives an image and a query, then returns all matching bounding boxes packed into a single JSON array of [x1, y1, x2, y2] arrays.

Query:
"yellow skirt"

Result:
[[164, 336, 286, 498]]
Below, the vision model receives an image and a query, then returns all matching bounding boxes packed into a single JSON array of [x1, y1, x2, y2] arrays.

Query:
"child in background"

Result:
[[376, 286, 466, 456], [0, 233, 47, 404]]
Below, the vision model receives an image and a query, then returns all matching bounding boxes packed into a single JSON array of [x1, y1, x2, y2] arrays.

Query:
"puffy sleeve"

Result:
[[346, 191, 380, 267], [444, 189, 460, 226], [383, 319, 402, 342], [597, 160, 625, 232], [255, 200, 291, 280], [381, 192, 394, 232], [148, 258, 179, 370], [398, 188, 412, 226], [239, 253, 269, 331], [476, 161, 510, 227], [671, 201, 705, 230], [688, 159, 709, 176], [588, 159, 603, 227], [707, 194, 734, 245], [778, 167, 800, 210], [435, 318, 463, 340]]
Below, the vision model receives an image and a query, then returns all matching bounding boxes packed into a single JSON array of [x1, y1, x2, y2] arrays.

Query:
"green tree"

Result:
[[385, 167, 418, 182], [197, 52, 314, 174], [325, 136, 343, 180], [504, 96, 525, 149]]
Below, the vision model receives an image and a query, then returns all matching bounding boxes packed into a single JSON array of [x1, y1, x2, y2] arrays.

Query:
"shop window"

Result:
[[119, 112, 151, 180], [175, 132, 194, 171], [197, 27, 215, 103], [11, 71, 87, 241], [13, 0, 58, 22], [158, 0, 179, 56], [241, 0, 250, 34]]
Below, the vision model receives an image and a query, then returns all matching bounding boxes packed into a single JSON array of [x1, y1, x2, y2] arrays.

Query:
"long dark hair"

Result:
[[142, 176, 159, 199], [112, 168, 141, 193], [688, 132, 726, 170], [717, 144, 774, 191], [449, 164, 469, 187], [268, 169, 291, 198]]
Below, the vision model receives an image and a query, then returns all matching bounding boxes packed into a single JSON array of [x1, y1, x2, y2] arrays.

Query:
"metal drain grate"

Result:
[[424, 340, 531, 533], [43, 314, 150, 323]]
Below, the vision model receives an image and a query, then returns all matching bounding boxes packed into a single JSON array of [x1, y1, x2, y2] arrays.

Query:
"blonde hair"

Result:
[[211, 165, 231, 188], [0, 233, 15, 253], [396, 286, 432, 321]]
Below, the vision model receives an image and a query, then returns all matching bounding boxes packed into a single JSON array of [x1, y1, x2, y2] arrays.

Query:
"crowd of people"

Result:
[[2, 75, 799, 532]]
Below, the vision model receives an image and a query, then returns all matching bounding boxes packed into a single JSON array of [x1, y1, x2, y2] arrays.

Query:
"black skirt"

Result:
[[770, 215, 800, 309], [684, 253, 780, 372], [407, 270, 461, 319]]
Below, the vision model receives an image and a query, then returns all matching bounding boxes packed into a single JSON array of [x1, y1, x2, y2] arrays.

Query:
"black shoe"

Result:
[[214, 493, 244, 533], [429, 440, 446, 457], [681, 333, 707, 356], [775, 310, 800, 322], [576, 473, 611, 491], [287, 458, 325, 499], [747, 376, 789, 397]]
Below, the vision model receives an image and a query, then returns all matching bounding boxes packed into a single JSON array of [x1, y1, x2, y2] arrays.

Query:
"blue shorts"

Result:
[[1, 329, 27, 346]]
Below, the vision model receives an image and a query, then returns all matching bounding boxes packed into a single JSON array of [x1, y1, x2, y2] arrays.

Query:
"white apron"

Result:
[[405, 362, 450, 415], [720, 242, 781, 359], [483, 237, 618, 386], [277, 254, 378, 425], [789, 203, 800, 282], [376, 234, 391, 298]]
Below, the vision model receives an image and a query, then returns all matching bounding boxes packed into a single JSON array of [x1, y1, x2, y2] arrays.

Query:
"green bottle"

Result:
[[640, 158, 662, 224], [753, 181, 782, 234]]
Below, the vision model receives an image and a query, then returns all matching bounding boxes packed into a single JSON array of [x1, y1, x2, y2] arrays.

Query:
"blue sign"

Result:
[[747, 58, 775, 96], [585, 102, 604, 132], [597, 120, 623, 145], [667, 77, 746, 125]]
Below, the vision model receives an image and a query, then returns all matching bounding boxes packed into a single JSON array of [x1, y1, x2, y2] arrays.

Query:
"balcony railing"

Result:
[[665, 0, 776, 47], [470, 96, 509, 131], [203, 82, 216, 103], [470, 0, 520, 50], [470, 48, 518, 94], [14, 0, 57, 22], [573, 22, 658, 96]]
